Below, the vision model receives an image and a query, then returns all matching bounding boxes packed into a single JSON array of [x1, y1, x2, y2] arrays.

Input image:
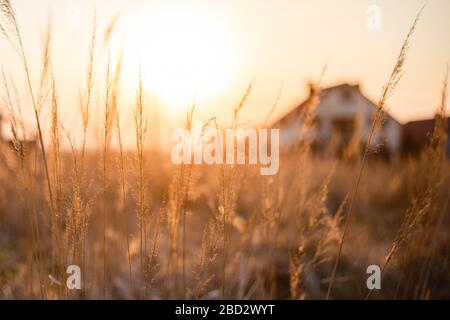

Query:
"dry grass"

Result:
[[0, 3, 449, 300]]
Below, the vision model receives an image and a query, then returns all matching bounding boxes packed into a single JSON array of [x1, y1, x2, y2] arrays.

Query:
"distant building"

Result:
[[275, 83, 402, 155], [402, 116, 450, 156]]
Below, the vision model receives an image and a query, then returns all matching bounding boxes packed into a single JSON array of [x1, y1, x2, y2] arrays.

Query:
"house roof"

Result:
[[274, 83, 400, 126]]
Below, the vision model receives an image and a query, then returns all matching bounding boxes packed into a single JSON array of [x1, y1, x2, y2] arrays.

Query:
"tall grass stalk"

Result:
[[165, 105, 194, 299], [134, 67, 148, 298], [326, 8, 423, 299], [0, 1, 57, 298], [111, 53, 134, 293], [101, 52, 113, 298], [218, 82, 254, 298], [365, 65, 448, 299]]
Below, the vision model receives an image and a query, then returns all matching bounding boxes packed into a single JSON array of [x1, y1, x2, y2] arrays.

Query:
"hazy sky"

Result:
[[1, 0, 449, 139]]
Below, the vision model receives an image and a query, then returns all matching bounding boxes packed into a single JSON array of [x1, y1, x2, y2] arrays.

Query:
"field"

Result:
[[1, 145, 449, 299], [0, 1, 450, 300]]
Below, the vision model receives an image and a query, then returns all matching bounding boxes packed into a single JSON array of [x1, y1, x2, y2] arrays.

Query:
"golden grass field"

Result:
[[0, 2, 449, 300]]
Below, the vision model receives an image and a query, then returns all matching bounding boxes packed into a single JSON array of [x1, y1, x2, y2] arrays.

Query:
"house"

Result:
[[275, 83, 402, 155], [402, 116, 450, 155]]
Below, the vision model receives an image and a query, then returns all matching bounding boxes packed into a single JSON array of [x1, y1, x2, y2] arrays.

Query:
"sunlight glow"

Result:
[[121, 4, 239, 112]]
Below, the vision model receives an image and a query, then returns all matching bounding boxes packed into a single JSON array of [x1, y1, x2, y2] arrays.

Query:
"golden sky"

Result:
[[1, 0, 449, 140]]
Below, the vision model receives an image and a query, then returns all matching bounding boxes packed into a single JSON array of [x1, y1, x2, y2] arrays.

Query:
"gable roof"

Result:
[[274, 83, 400, 126]]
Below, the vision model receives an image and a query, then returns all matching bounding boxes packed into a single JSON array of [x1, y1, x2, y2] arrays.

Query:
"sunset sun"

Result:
[[121, 4, 239, 111]]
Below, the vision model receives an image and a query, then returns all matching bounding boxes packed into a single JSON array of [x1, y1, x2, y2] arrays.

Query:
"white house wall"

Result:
[[314, 88, 376, 144]]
